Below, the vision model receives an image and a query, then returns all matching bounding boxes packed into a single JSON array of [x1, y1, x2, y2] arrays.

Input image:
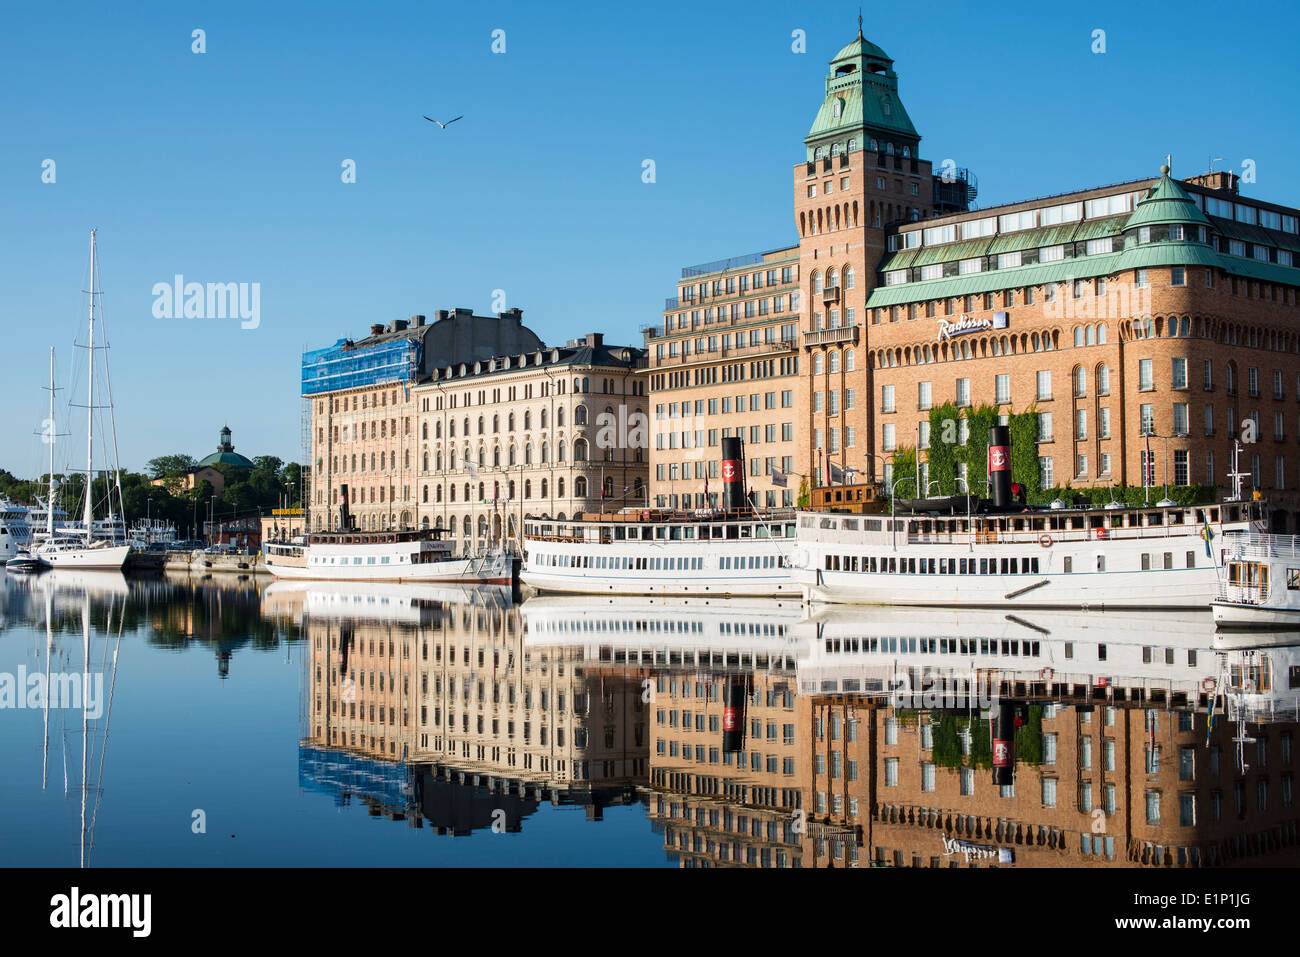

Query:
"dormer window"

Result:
[[902, 145, 910, 158], [886, 142, 894, 155], [881, 96, 892, 117], [814, 146, 824, 160], [870, 138, 878, 151], [833, 98, 844, 118], [848, 138, 857, 152]]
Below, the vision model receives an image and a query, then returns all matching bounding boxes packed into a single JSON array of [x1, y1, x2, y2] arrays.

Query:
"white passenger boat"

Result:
[[263, 578, 511, 622], [521, 509, 799, 597], [0, 498, 34, 564], [790, 499, 1260, 610], [1212, 533, 1300, 628], [265, 528, 511, 585]]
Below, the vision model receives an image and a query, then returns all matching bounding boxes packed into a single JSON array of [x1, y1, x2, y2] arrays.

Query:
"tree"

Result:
[[146, 454, 198, 480], [796, 476, 810, 509]]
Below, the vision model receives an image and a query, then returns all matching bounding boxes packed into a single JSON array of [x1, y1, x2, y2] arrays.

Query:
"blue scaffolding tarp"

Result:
[[298, 744, 412, 808], [301, 336, 419, 396]]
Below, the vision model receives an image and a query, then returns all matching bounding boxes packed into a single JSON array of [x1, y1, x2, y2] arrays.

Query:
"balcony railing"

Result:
[[822, 284, 841, 303], [802, 325, 860, 347]]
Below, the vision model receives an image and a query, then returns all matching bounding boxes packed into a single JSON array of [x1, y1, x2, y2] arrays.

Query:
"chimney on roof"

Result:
[[413, 314, 426, 326], [393, 319, 408, 332], [1183, 170, 1238, 194], [436, 310, 449, 321], [369, 323, 385, 336], [585, 332, 604, 349]]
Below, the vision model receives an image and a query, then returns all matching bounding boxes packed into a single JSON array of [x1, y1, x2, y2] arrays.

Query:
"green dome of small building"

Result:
[[198, 425, 256, 469]]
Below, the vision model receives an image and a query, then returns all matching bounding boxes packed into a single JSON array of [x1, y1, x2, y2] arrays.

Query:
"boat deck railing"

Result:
[[1224, 532, 1300, 560]]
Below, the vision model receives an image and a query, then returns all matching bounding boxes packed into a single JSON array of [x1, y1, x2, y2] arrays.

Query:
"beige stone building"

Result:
[[413, 332, 648, 551], [305, 310, 648, 547]]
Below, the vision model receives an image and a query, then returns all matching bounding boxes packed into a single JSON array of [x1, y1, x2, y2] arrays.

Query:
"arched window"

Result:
[[557, 407, 565, 427], [829, 351, 840, 373], [435, 421, 442, 439], [575, 476, 588, 498], [541, 478, 548, 498], [478, 416, 485, 435], [524, 479, 532, 499], [847, 138, 857, 152], [812, 271, 822, 295], [508, 445, 517, 466], [558, 441, 566, 462], [540, 408, 547, 429], [604, 476, 614, 498], [492, 447, 501, 467], [492, 414, 500, 432], [507, 412, 515, 431], [574, 438, 588, 461], [524, 410, 531, 430], [814, 353, 824, 375], [422, 451, 429, 471], [845, 266, 855, 289], [1098, 324, 1108, 344], [575, 405, 588, 425], [827, 268, 838, 289], [1086, 326, 1096, 346], [1074, 366, 1086, 398], [421, 422, 428, 440], [524, 443, 532, 465], [1097, 364, 1110, 395], [558, 477, 566, 498], [540, 442, 548, 464], [1074, 327, 1084, 348]]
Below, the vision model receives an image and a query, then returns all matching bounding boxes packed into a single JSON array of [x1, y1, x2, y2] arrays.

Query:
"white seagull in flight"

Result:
[[423, 115, 463, 129]]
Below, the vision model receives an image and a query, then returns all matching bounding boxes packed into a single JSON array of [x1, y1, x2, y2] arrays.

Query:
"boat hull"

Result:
[[36, 544, 130, 570], [794, 566, 1220, 609], [266, 555, 509, 586], [1212, 601, 1300, 629]]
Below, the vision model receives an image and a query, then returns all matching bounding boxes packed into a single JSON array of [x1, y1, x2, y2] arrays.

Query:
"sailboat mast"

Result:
[[83, 230, 96, 545], [48, 347, 56, 538]]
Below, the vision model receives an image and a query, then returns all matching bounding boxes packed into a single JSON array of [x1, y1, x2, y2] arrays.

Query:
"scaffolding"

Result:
[[300, 336, 420, 396]]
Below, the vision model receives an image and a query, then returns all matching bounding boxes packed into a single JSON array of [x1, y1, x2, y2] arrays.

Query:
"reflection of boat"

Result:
[[1212, 533, 1300, 628], [522, 596, 805, 655], [264, 578, 512, 624], [42, 569, 131, 600]]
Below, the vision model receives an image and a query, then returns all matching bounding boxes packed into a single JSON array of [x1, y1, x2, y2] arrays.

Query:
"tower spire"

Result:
[[858, 7, 863, 37]]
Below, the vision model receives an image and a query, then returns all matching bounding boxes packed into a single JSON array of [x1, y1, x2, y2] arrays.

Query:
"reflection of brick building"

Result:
[[853, 700, 1300, 868], [647, 671, 816, 867]]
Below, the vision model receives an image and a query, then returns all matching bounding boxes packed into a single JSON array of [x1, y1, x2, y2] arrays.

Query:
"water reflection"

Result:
[[4, 568, 1300, 867]]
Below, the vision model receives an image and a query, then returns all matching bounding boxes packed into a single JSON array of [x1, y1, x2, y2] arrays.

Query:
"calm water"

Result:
[[1, 569, 1296, 868]]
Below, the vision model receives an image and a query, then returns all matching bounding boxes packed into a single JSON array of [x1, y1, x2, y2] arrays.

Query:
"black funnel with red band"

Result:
[[721, 436, 746, 511]]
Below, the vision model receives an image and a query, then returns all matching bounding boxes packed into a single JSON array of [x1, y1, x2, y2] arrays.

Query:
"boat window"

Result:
[[1146, 513, 1163, 526]]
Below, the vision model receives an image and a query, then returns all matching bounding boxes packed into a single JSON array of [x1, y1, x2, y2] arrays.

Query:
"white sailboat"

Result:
[[37, 230, 129, 571]]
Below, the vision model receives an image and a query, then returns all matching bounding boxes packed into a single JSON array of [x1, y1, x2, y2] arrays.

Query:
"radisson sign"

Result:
[[937, 311, 1008, 341]]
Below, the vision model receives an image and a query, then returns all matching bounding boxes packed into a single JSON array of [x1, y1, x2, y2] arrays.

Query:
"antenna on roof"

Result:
[[857, 7, 863, 36]]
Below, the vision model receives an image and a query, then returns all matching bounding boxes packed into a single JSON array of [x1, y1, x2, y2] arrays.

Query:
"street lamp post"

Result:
[[890, 476, 916, 550]]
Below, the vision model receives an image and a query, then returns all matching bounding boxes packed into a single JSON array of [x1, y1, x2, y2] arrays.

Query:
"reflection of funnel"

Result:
[[722, 676, 747, 753], [339, 622, 354, 674]]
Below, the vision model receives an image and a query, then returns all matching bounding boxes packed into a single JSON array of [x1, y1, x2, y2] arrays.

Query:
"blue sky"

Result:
[[3, 0, 1298, 472]]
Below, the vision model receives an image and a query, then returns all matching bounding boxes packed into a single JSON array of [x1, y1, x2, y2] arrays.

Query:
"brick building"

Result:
[[646, 28, 1300, 526]]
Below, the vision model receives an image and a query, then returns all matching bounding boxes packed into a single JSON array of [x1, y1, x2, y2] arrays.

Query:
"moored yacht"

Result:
[[34, 231, 128, 571], [0, 498, 34, 564], [521, 437, 799, 597]]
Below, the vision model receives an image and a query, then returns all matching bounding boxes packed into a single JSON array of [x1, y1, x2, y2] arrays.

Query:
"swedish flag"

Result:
[[1201, 517, 1214, 558]]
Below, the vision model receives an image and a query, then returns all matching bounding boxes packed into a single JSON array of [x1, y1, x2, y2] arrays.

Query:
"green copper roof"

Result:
[[198, 450, 256, 469], [831, 33, 892, 65], [1109, 241, 1219, 273], [866, 254, 1121, 308], [1123, 169, 1212, 231], [805, 31, 918, 156]]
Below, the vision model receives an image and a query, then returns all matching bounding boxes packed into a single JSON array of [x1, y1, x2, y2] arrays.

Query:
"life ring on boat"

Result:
[[1201, 677, 1217, 693], [1094, 527, 1108, 540], [1038, 534, 1053, 548], [1039, 667, 1054, 681]]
